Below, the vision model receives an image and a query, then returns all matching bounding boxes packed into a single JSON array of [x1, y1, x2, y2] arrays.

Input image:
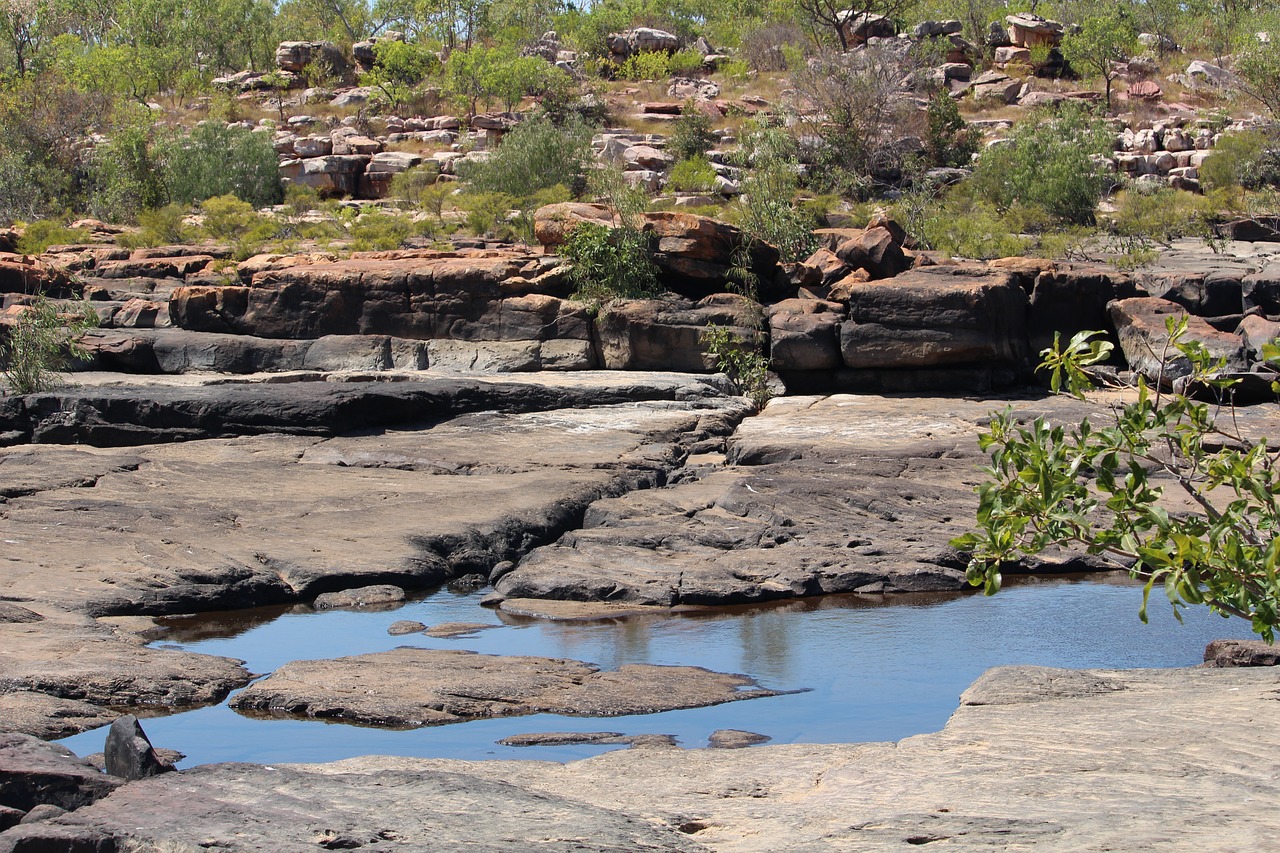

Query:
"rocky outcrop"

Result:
[[491, 393, 1118, 609], [17, 665, 1280, 851], [230, 648, 783, 726], [0, 733, 122, 814], [595, 295, 762, 372], [0, 383, 750, 735], [1108, 296, 1248, 385]]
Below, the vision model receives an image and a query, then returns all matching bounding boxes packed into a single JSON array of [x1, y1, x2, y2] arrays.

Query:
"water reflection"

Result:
[[60, 574, 1255, 767]]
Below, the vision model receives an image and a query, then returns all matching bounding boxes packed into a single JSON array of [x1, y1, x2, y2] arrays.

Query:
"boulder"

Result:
[[1027, 264, 1141, 357], [839, 266, 1029, 370], [1006, 13, 1064, 48], [103, 715, 172, 781], [1107, 297, 1248, 385], [767, 298, 845, 371], [533, 203, 618, 248], [1183, 60, 1243, 90], [0, 733, 122, 813], [275, 41, 348, 76], [1243, 263, 1280, 315], [594, 296, 761, 372], [1237, 314, 1280, 362], [313, 584, 407, 610], [837, 11, 896, 46], [1204, 639, 1280, 667], [0, 254, 81, 298], [831, 227, 910, 280], [606, 27, 680, 58], [970, 70, 1022, 104]]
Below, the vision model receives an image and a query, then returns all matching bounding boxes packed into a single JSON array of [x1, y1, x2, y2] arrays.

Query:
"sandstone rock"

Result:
[[837, 11, 896, 46], [0, 733, 122, 813], [388, 620, 427, 635], [0, 254, 81, 298], [231, 648, 782, 726], [275, 41, 348, 76], [606, 27, 680, 58], [1184, 60, 1243, 90], [831, 227, 909, 280], [1108, 297, 1248, 384], [423, 622, 496, 638], [1238, 315, 1280, 363], [312, 584, 407, 610], [641, 212, 781, 297], [102, 715, 171, 781], [970, 70, 1021, 104], [708, 729, 771, 748], [767, 299, 844, 371], [1027, 264, 1141, 357], [531, 203, 616, 247], [1203, 639, 1280, 667], [31, 761, 702, 852], [1006, 13, 1064, 48], [594, 296, 761, 372], [839, 266, 1029, 370]]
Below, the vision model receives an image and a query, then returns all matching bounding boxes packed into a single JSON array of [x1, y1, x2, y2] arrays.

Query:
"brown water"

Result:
[[58, 575, 1254, 765]]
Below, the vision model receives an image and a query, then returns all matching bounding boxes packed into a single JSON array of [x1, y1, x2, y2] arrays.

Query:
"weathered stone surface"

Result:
[[313, 584, 406, 611], [831, 227, 909, 280], [34, 762, 703, 852], [0, 255, 80, 298], [275, 41, 348, 74], [423, 622, 497, 638], [595, 296, 762, 372], [0, 385, 747, 734], [1027, 264, 1141, 356], [168, 250, 583, 342], [839, 266, 1029, 370], [1203, 639, 1280, 667], [1238, 314, 1280, 362], [495, 394, 1119, 607], [708, 729, 771, 749], [0, 823, 116, 852], [768, 299, 844, 371], [0, 733, 121, 813], [2, 372, 732, 446], [1108, 297, 1247, 384], [35, 666, 1280, 851], [102, 716, 170, 781], [231, 648, 782, 726]]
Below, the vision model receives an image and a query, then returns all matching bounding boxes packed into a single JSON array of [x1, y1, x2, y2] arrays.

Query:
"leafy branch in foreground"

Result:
[[952, 323, 1280, 641], [2, 294, 98, 394]]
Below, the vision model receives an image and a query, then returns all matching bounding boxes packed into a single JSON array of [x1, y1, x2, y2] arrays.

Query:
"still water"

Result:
[[59, 575, 1254, 766]]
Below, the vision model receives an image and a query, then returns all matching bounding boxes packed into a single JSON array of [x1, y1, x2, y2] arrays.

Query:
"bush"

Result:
[[561, 221, 660, 302], [914, 195, 1032, 259], [740, 21, 807, 72], [130, 205, 191, 247], [668, 107, 716, 162], [924, 92, 980, 169], [2, 296, 98, 394], [970, 102, 1115, 226], [618, 50, 672, 80], [458, 114, 592, 198], [668, 49, 705, 75], [953, 325, 1280, 641], [1200, 131, 1280, 192], [388, 165, 443, 208], [349, 211, 419, 251], [732, 159, 819, 263], [162, 123, 283, 208], [1107, 186, 1218, 245], [200, 195, 257, 241], [701, 323, 772, 408], [668, 155, 717, 193], [15, 221, 92, 255], [89, 114, 167, 223]]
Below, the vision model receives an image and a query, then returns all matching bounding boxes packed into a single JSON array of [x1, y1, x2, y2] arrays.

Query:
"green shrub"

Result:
[[668, 155, 717, 193], [349, 211, 423, 252], [15, 221, 92, 255], [731, 159, 818, 263], [970, 102, 1115, 226], [668, 49, 705, 75], [162, 123, 283, 208], [388, 165, 443, 208], [458, 115, 592, 198], [89, 115, 167, 223], [913, 195, 1032, 259], [701, 323, 771, 408], [619, 51, 672, 80], [458, 192, 516, 240], [668, 107, 716, 162], [130, 204, 191, 248], [1200, 131, 1280, 191], [924, 92, 979, 169], [561, 221, 660, 302], [1108, 186, 1218, 245], [2, 295, 98, 394], [200, 195, 257, 241]]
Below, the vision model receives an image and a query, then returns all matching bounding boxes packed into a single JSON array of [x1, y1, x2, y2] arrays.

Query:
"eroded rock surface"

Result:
[[20, 665, 1280, 852], [0, 379, 749, 736], [231, 648, 781, 727], [494, 393, 1113, 607]]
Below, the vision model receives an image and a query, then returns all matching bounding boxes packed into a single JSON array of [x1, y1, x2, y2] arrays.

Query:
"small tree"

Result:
[[1061, 4, 1140, 112], [363, 40, 441, 113], [953, 324, 1280, 641], [1235, 39, 1280, 119], [2, 295, 98, 394]]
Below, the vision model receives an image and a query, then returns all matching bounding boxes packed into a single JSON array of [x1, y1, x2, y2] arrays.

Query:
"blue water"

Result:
[[58, 576, 1254, 766]]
